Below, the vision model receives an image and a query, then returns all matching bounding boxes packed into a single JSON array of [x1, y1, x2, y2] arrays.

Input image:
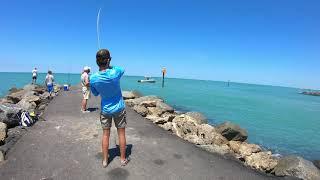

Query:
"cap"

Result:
[[83, 66, 91, 71]]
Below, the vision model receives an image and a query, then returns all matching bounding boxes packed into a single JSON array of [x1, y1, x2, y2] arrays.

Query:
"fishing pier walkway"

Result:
[[0, 87, 286, 180]]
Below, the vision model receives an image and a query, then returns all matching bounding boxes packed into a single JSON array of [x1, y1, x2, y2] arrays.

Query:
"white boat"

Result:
[[138, 76, 156, 83]]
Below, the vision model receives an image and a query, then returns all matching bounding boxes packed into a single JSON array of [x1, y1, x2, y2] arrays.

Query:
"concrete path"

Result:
[[0, 87, 292, 180]]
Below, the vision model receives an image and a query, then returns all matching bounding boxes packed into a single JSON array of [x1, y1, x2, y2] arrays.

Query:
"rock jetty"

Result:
[[0, 84, 61, 161], [301, 91, 320, 96], [123, 90, 320, 180]]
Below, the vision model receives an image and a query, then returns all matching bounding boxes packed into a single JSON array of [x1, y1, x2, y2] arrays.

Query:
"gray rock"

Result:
[[238, 142, 262, 157], [198, 144, 231, 156], [314, 160, 320, 170], [0, 150, 4, 162], [8, 87, 23, 94], [172, 116, 198, 138], [23, 84, 38, 91], [147, 107, 165, 117], [17, 99, 36, 112], [0, 103, 22, 128], [244, 151, 279, 173], [23, 95, 41, 104], [184, 134, 206, 145], [122, 91, 141, 100], [132, 105, 148, 117], [6, 89, 27, 104], [161, 112, 176, 122], [185, 112, 207, 124], [0, 122, 7, 145], [216, 121, 248, 141], [39, 92, 50, 100], [160, 122, 173, 131], [131, 96, 163, 106], [273, 155, 320, 180], [139, 100, 157, 107], [156, 101, 174, 113]]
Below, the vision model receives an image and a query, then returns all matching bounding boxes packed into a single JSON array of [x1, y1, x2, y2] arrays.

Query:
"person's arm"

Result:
[[116, 66, 125, 78], [90, 84, 99, 96], [90, 76, 99, 96], [84, 74, 90, 87]]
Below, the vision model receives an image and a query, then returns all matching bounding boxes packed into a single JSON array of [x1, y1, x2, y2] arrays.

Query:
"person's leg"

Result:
[[100, 113, 112, 167], [114, 109, 128, 164], [117, 128, 127, 161], [81, 98, 87, 111], [102, 129, 110, 166]]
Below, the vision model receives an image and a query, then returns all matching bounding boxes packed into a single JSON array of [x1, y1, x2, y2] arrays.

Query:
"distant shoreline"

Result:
[[0, 71, 318, 90]]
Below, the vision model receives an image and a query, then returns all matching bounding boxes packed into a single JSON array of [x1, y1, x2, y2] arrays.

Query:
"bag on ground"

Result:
[[20, 111, 35, 127]]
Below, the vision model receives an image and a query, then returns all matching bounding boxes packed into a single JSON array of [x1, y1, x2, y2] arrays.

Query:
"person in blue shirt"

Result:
[[90, 49, 129, 167]]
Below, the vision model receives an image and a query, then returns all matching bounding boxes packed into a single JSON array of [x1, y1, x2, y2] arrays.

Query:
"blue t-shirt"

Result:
[[90, 66, 125, 115]]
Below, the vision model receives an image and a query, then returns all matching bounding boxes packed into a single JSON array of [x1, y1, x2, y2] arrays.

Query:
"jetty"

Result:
[[0, 86, 285, 180]]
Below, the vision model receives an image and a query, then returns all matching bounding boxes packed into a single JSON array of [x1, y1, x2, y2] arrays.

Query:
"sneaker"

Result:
[[81, 109, 90, 113]]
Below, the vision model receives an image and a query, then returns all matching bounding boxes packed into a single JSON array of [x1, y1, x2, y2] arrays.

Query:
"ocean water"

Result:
[[0, 72, 320, 160]]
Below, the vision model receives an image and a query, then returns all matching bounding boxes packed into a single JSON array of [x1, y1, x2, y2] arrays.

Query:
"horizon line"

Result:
[[0, 71, 317, 91]]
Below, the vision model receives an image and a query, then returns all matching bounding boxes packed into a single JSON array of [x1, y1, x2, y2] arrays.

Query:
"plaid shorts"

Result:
[[100, 109, 127, 129]]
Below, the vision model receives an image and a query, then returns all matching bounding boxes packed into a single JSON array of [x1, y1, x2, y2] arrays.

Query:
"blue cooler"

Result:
[[63, 84, 69, 91]]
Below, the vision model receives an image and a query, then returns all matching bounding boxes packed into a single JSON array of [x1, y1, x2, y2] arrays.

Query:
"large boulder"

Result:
[[0, 103, 22, 128], [132, 105, 148, 117], [229, 140, 243, 153], [172, 115, 200, 137], [6, 89, 27, 104], [197, 124, 215, 139], [198, 144, 231, 156], [273, 156, 320, 180], [197, 124, 228, 146], [0, 122, 7, 145], [314, 160, 320, 170], [159, 122, 173, 131], [39, 92, 50, 100], [161, 112, 176, 122], [185, 112, 207, 124], [145, 115, 168, 124], [184, 134, 205, 145], [147, 107, 165, 117], [17, 99, 36, 112], [122, 91, 141, 100], [126, 96, 163, 106], [216, 121, 248, 141], [238, 142, 262, 157], [23, 84, 38, 91], [8, 87, 23, 94], [156, 101, 174, 113], [23, 95, 41, 104], [245, 151, 279, 173], [139, 100, 157, 108]]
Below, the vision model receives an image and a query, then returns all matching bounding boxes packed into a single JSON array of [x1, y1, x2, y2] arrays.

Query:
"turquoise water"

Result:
[[1, 72, 320, 160]]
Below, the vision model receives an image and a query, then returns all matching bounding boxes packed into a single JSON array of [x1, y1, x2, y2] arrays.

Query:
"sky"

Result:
[[0, 0, 319, 89]]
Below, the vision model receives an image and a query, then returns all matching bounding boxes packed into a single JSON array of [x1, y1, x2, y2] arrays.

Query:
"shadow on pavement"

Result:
[[108, 144, 133, 163]]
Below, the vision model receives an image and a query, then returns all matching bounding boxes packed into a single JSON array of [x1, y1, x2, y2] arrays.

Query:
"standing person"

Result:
[[90, 49, 130, 168], [81, 66, 91, 113], [32, 67, 38, 84], [45, 70, 54, 98]]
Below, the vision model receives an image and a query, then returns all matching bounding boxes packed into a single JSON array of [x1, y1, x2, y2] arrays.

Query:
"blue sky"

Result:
[[0, 0, 319, 89]]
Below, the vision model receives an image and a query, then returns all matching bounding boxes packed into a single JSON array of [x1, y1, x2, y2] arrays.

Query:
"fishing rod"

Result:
[[97, 7, 102, 50]]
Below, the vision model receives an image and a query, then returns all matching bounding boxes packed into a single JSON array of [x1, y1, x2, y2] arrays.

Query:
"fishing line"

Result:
[[97, 8, 102, 50]]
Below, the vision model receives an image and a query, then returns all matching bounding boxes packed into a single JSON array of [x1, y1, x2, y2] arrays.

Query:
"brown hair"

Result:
[[96, 49, 111, 67]]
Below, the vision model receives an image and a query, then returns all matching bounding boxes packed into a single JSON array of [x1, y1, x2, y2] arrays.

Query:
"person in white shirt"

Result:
[[32, 68, 38, 84], [45, 70, 54, 98], [81, 66, 91, 112]]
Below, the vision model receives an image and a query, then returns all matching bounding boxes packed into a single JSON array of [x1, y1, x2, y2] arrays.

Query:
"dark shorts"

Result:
[[100, 109, 127, 129], [47, 84, 53, 93], [32, 76, 37, 80]]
